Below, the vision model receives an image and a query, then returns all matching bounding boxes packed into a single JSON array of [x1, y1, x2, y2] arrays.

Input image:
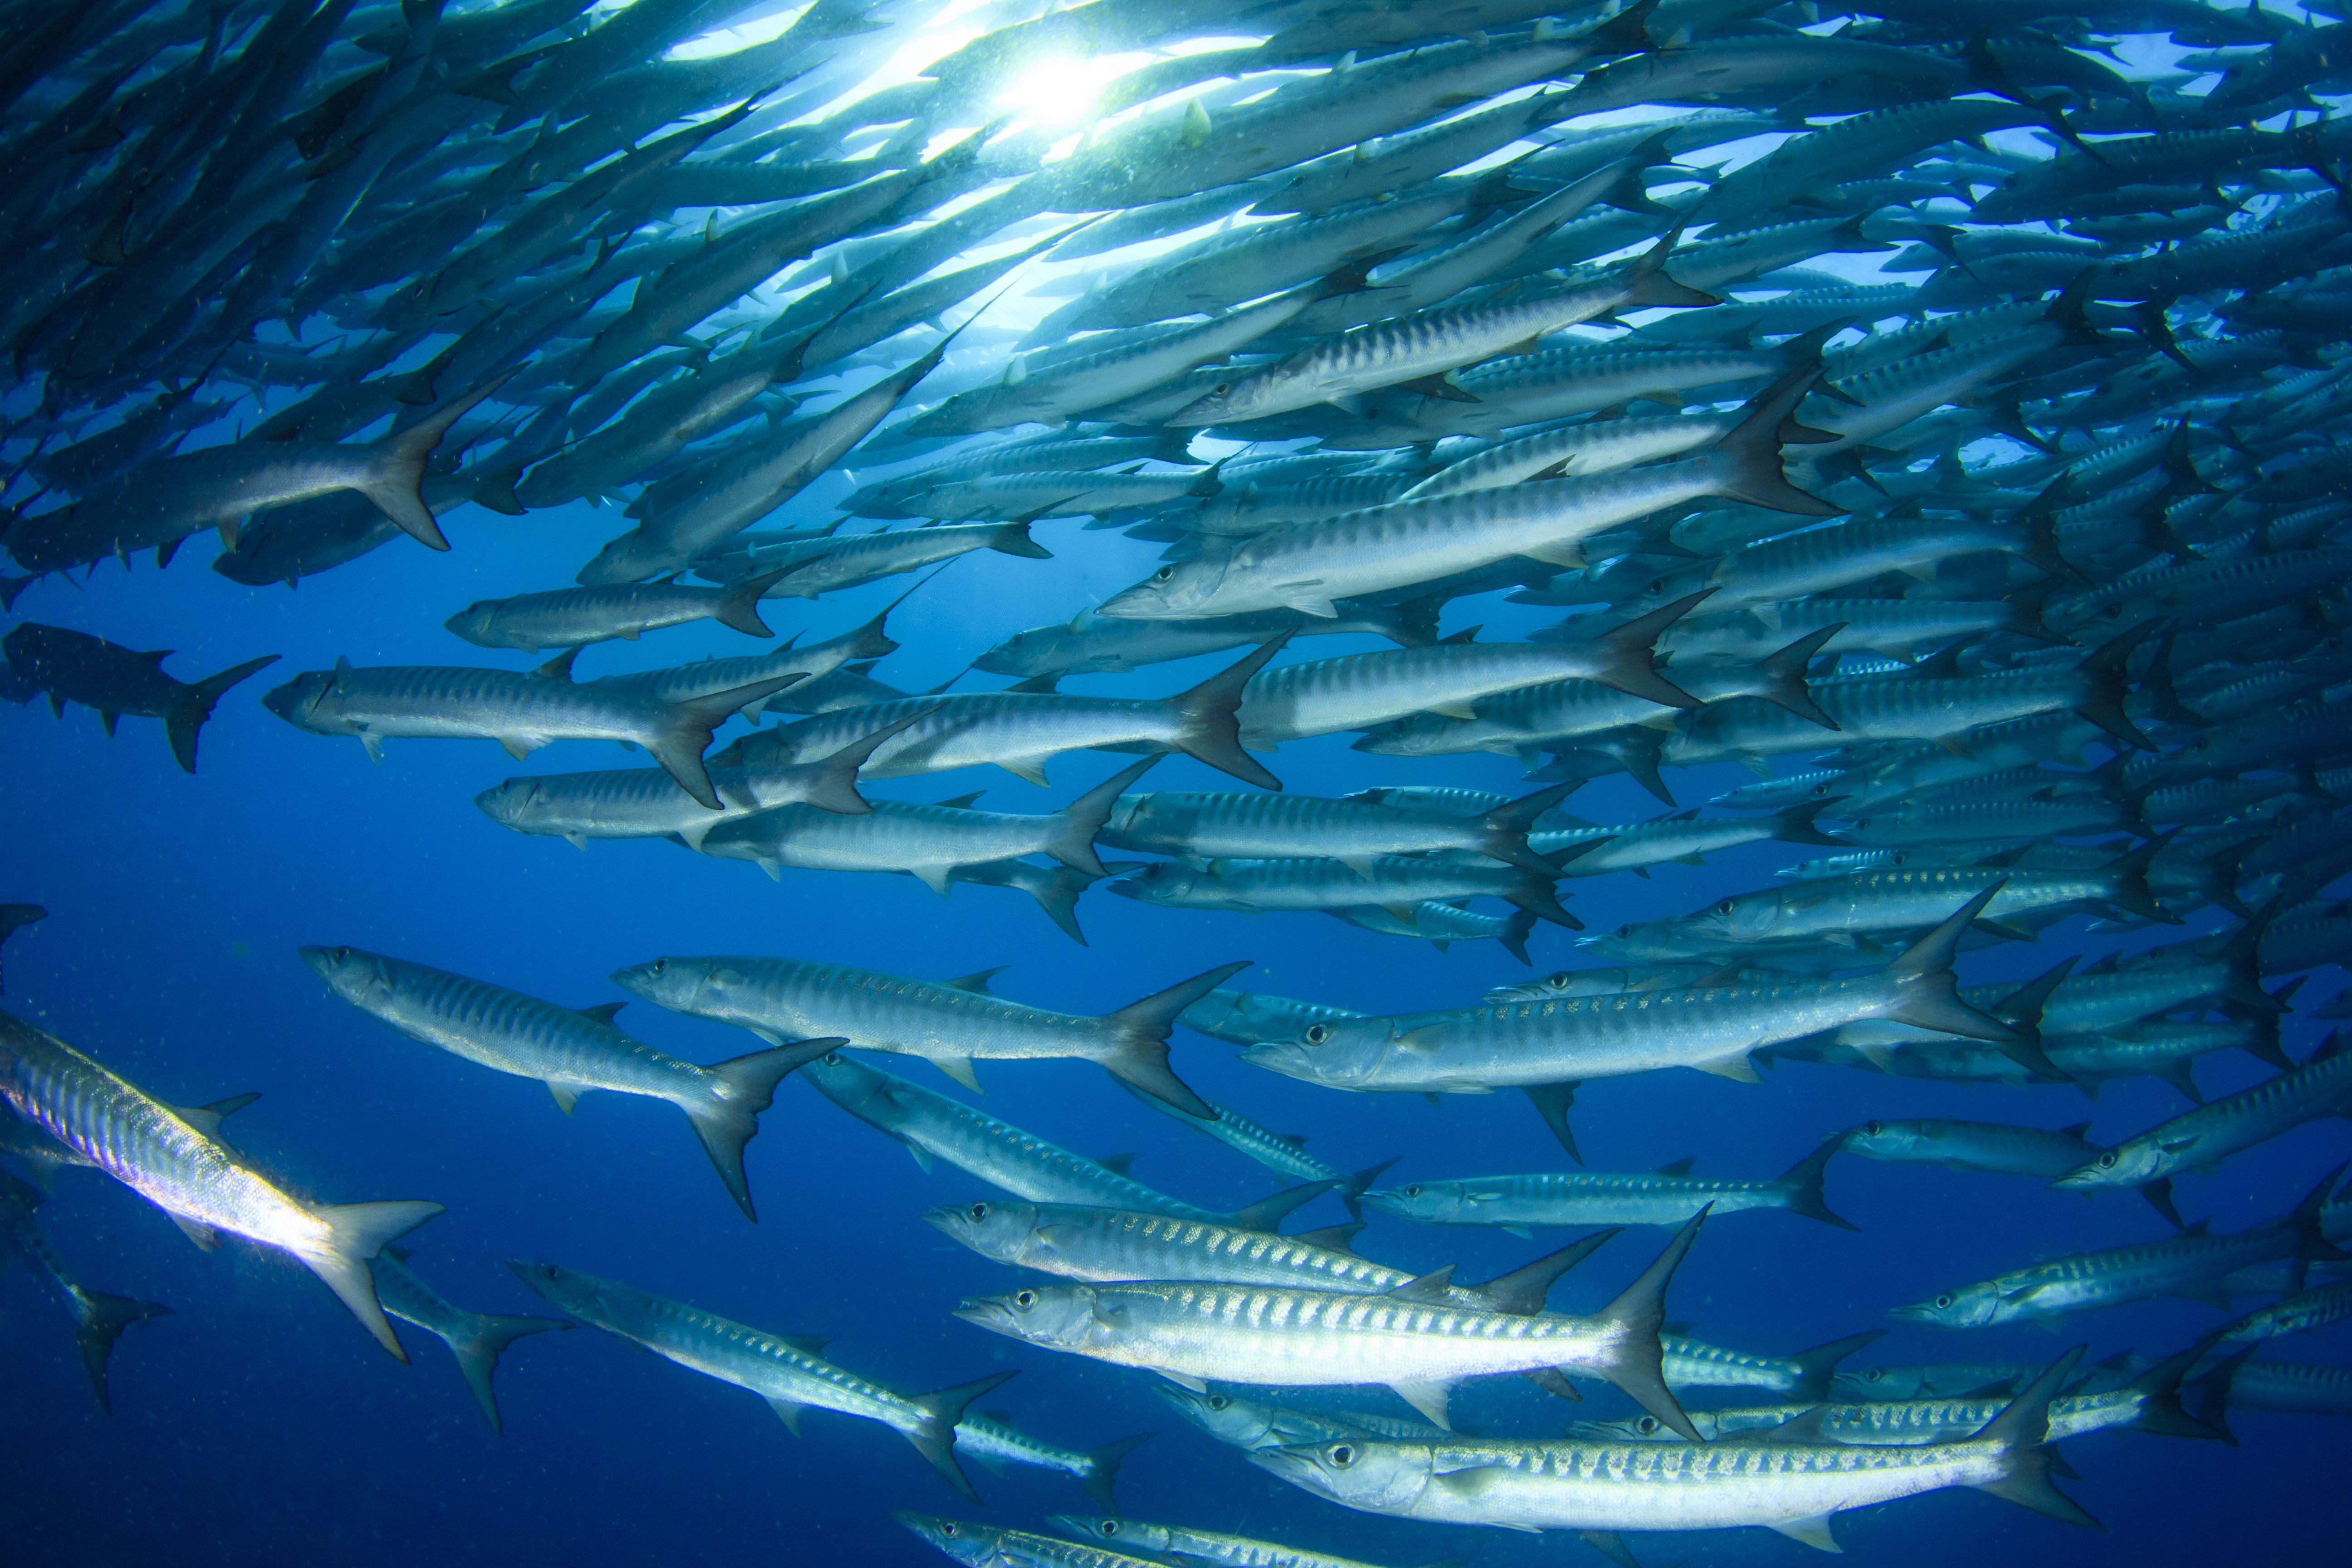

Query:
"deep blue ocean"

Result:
[[2, 479, 2341, 1568]]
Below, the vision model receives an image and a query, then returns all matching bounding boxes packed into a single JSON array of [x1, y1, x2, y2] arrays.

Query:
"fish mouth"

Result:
[[951, 1298, 1015, 1333], [2048, 1168, 2102, 1190], [1237, 1043, 1314, 1080], [294, 945, 336, 980], [1104, 877, 1151, 901], [1883, 1302, 1946, 1324], [1246, 1446, 1323, 1485]]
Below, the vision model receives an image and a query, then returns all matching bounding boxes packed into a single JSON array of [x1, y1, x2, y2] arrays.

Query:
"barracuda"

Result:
[[1102, 783, 1578, 880], [1894, 1166, 2348, 1329], [0, 1010, 441, 1362], [1656, 1330, 1888, 1398], [698, 518, 1056, 598], [1112, 847, 1592, 931], [898, 1514, 1161, 1568], [509, 1260, 1011, 1500], [977, 602, 1427, 679], [1621, 512, 2078, 614], [791, 1049, 1314, 1225], [1099, 373, 1831, 623], [475, 711, 923, 850], [1151, 1383, 1411, 1451], [1237, 598, 1700, 746], [444, 569, 789, 651], [696, 755, 1153, 889], [2216, 1277, 2352, 1343], [561, 594, 902, 713], [1255, 1349, 2098, 1553], [262, 659, 799, 809], [954, 1212, 1707, 1436], [1171, 231, 1722, 430], [1400, 408, 1749, 500], [0, 1173, 169, 1411], [370, 1246, 567, 1434], [915, 466, 1223, 523], [928, 1194, 1612, 1314], [1837, 1117, 2107, 1180], [611, 949, 1240, 1113], [1586, 1336, 2219, 1446], [1135, 474, 1416, 541], [1529, 799, 1847, 879], [301, 946, 834, 1221], [1115, 1080, 1346, 1186], [1362, 1145, 1850, 1233], [1179, 989, 1365, 1049], [1240, 887, 2016, 1097], [1050, 1514, 1402, 1568], [2054, 1034, 2352, 1225], [711, 636, 1290, 790]]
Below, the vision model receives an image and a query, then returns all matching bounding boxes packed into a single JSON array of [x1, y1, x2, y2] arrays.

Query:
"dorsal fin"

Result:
[[2059, 1122, 2092, 1140], [934, 791, 986, 810], [942, 966, 1007, 995], [1293, 1222, 1364, 1255], [1384, 1265, 1459, 1304], [535, 646, 581, 681], [1653, 1157, 1696, 1177], [1438, 625, 1482, 645], [1094, 1152, 1138, 1177], [574, 1001, 626, 1026], [1719, 1406, 1838, 1446]]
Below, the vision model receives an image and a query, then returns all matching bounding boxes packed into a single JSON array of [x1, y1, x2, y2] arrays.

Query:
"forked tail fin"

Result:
[[1786, 1329, 1886, 1401], [1879, 884, 2026, 1044], [1967, 1345, 2104, 1531], [167, 655, 279, 774], [449, 1312, 571, 1434], [909, 1370, 1020, 1502], [1588, 1207, 1708, 1442], [298, 1199, 446, 1362], [1168, 632, 1294, 789], [1099, 959, 1254, 1118], [685, 1036, 845, 1221], [1710, 370, 1844, 516], [362, 376, 512, 549], [74, 1290, 171, 1413], [656, 674, 808, 808], [1049, 756, 1160, 877]]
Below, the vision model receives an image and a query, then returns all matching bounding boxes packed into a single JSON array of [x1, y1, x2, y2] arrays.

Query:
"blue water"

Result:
[[2, 487, 2341, 1567]]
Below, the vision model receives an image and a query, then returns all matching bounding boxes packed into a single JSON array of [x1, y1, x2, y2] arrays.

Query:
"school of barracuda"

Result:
[[5, 0, 2352, 1560]]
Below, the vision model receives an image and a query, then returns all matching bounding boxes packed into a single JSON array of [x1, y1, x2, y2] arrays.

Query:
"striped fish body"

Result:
[[1103, 792, 1514, 866], [0, 1011, 438, 1359], [1178, 989, 1362, 1048], [1599, 1387, 2146, 1445], [1115, 855, 1554, 918], [2219, 1359, 2352, 1415], [1152, 1384, 1384, 1450], [1403, 410, 1738, 500], [1239, 642, 1654, 745], [1355, 680, 1669, 757], [958, 1279, 1635, 1391], [798, 1051, 1223, 1219], [1051, 1517, 1388, 1568], [1896, 1215, 2318, 1328], [930, 1201, 1427, 1295], [2060, 1043, 2352, 1192], [700, 799, 1074, 886], [719, 693, 1199, 783], [1683, 865, 2145, 946], [474, 764, 834, 849], [444, 580, 762, 650], [1119, 1082, 1340, 1184], [1364, 1168, 1798, 1229], [1661, 1335, 1814, 1394], [266, 663, 682, 749]]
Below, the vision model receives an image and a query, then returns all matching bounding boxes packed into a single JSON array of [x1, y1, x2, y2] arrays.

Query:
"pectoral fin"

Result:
[[1388, 1377, 1456, 1429], [931, 1056, 984, 1093]]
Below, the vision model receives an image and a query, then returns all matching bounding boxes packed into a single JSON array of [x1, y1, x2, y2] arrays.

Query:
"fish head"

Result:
[[1106, 859, 1210, 906], [1356, 1180, 1470, 1225], [1575, 1414, 1676, 1441], [1837, 1119, 1932, 1161], [260, 669, 341, 732], [1239, 1017, 1393, 1088], [1833, 1364, 1924, 1399], [1575, 918, 1703, 963], [923, 1197, 1045, 1264], [2052, 1144, 2146, 1191], [442, 600, 503, 647], [1676, 887, 1784, 944], [472, 777, 550, 829], [298, 944, 396, 1007], [608, 956, 748, 1017], [891, 1513, 1000, 1567], [1096, 552, 1228, 620], [1166, 371, 1268, 430], [951, 1282, 1097, 1350], [1349, 714, 1460, 757], [970, 623, 1068, 677], [1149, 1382, 1281, 1447], [576, 529, 672, 587], [1250, 1438, 1432, 1514], [1888, 1280, 2004, 1330], [1047, 1516, 1171, 1554]]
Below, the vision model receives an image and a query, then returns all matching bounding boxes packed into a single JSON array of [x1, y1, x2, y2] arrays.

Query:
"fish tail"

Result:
[[1503, 859, 1583, 930], [1983, 957, 2080, 1083], [713, 567, 792, 637], [1587, 1207, 1706, 1442], [1967, 1345, 2104, 1530], [1099, 959, 1251, 1118], [1622, 226, 1717, 310], [1381, 590, 1448, 648], [73, 1290, 170, 1414], [1049, 756, 1156, 877], [1708, 369, 1843, 516], [1521, 1081, 1583, 1163], [2069, 617, 2164, 752], [1751, 623, 1843, 729], [449, 1312, 571, 1435], [2097, 824, 2180, 924], [686, 1037, 844, 1222], [804, 710, 929, 815], [907, 1370, 1019, 1503], [1075, 1432, 1156, 1512], [2122, 1331, 2230, 1441], [1475, 781, 1583, 877], [1499, 907, 1537, 966], [1167, 632, 1292, 789], [1769, 794, 1847, 848], [1584, 592, 1707, 709], [1878, 883, 2026, 1044], [166, 654, 280, 774], [1774, 1143, 1858, 1232], [655, 675, 805, 809], [362, 376, 511, 550], [299, 1199, 446, 1362]]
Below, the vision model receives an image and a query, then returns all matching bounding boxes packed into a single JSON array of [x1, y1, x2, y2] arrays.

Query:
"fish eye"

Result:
[[940, 1523, 959, 1538], [967, 1202, 990, 1221], [1864, 1122, 1883, 1137], [649, 958, 666, 975], [824, 1052, 843, 1066], [1152, 566, 1175, 582], [1207, 1394, 1230, 1410], [1546, 971, 1569, 985], [1402, 1185, 1422, 1198], [1615, 923, 1632, 936], [1213, 382, 1232, 394], [1812, 784, 1829, 796], [1099, 1522, 1119, 1537], [1716, 899, 1735, 915], [2097, 1152, 2117, 1168], [1935, 1294, 1954, 1309], [331, 946, 350, 962], [1637, 1416, 1658, 1434], [1014, 1290, 1037, 1308], [1327, 1443, 1356, 1468], [1303, 1024, 1330, 1044]]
